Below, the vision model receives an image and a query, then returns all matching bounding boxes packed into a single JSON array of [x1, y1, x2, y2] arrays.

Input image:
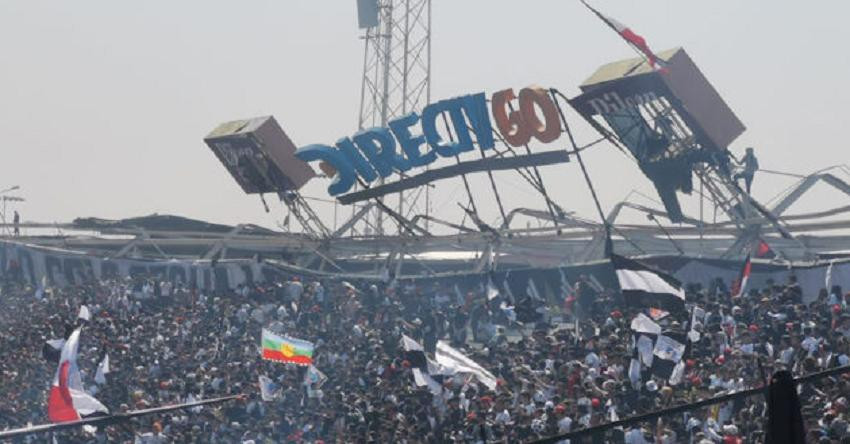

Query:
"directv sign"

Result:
[[295, 86, 564, 196]]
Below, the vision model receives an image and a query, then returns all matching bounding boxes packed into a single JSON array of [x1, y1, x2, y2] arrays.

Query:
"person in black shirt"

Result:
[[733, 147, 760, 193], [12, 210, 20, 236], [574, 275, 597, 319]]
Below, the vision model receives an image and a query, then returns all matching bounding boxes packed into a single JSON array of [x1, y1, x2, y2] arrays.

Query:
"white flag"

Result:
[[637, 335, 655, 367], [486, 278, 500, 300], [692, 306, 706, 324], [259, 375, 277, 402], [46, 338, 65, 351], [653, 335, 686, 362], [304, 365, 327, 388], [426, 357, 450, 376], [826, 260, 835, 292], [435, 341, 497, 390], [78, 305, 91, 321], [669, 360, 686, 386], [630, 313, 661, 335], [402, 334, 424, 352], [94, 354, 110, 385], [628, 358, 641, 389]]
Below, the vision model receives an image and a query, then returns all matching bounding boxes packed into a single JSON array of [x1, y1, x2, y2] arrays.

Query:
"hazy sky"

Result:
[[1, 1, 849, 233]]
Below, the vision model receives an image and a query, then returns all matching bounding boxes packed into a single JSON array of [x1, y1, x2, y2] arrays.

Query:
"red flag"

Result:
[[756, 239, 775, 259], [581, 1, 668, 71], [730, 255, 752, 298], [47, 328, 109, 422], [47, 361, 77, 422]]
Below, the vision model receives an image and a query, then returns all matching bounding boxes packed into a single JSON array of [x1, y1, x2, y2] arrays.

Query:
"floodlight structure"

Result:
[[570, 48, 793, 257], [354, 0, 432, 236], [204, 116, 329, 239]]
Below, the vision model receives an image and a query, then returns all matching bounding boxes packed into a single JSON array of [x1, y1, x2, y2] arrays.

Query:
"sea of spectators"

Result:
[[1, 268, 850, 443]]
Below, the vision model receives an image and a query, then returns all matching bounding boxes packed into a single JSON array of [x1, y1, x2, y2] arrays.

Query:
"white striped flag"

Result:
[[77, 305, 91, 322], [612, 254, 685, 312], [580, 1, 668, 71], [730, 254, 752, 298]]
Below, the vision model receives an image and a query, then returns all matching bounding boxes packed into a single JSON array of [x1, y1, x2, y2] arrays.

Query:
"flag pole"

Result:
[[0, 395, 244, 439], [578, 0, 662, 70]]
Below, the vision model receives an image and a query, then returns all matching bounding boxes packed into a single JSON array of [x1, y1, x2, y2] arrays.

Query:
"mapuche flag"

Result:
[[47, 328, 109, 422], [613, 254, 685, 312], [261, 329, 314, 366]]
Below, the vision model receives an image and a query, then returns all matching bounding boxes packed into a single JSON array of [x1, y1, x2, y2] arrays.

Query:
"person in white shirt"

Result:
[[161, 281, 172, 298], [801, 332, 821, 357], [557, 415, 572, 434], [624, 427, 649, 444], [494, 409, 511, 426]]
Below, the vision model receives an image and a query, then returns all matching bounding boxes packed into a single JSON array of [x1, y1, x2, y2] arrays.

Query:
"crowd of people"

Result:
[[0, 265, 849, 443]]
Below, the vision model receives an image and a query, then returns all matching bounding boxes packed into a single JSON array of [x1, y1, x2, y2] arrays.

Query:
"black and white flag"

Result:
[[401, 335, 428, 370], [612, 254, 685, 312], [401, 335, 443, 395], [649, 333, 687, 380]]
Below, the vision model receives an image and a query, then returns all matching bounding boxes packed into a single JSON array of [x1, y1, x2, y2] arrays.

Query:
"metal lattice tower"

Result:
[[355, 0, 431, 236]]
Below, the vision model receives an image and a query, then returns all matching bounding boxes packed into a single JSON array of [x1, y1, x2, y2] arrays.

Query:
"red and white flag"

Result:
[[47, 328, 109, 422], [581, 1, 667, 71], [730, 254, 752, 299]]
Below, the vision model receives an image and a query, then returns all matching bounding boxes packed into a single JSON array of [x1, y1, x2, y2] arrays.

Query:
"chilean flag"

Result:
[[581, 1, 667, 71], [730, 255, 752, 299], [47, 328, 109, 422]]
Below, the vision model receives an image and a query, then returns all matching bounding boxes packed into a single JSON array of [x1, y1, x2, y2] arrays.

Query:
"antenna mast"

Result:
[[355, 0, 432, 236]]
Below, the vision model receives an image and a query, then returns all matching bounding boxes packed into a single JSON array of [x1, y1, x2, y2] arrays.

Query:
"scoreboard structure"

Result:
[[204, 116, 315, 194]]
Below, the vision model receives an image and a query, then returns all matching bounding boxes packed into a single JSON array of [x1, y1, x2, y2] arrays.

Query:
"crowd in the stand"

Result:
[[1, 266, 850, 443]]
